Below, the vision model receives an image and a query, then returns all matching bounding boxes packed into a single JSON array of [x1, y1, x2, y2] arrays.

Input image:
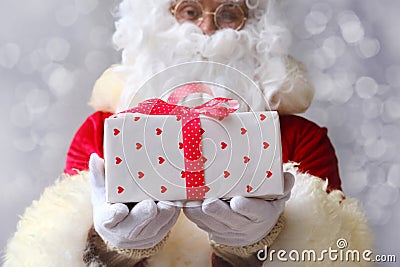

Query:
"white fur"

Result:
[[2, 173, 93, 267], [3, 164, 374, 267], [110, 0, 310, 114]]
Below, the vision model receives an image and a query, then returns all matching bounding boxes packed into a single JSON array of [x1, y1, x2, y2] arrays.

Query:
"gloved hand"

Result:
[[183, 172, 294, 247], [89, 153, 181, 249]]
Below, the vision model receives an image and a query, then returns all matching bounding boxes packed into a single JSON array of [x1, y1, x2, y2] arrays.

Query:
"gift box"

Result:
[[104, 98, 283, 203]]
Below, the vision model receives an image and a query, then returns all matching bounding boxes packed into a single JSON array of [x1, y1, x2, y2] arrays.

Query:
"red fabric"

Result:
[[65, 111, 342, 190], [64, 111, 113, 175], [279, 115, 341, 192]]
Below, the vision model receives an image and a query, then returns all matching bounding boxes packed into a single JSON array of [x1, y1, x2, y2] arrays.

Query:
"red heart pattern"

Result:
[[224, 171, 230, 178], [136, 142, 142, 150], [221, 142, 228, 150], [111, 109, 279, 200], [115, 157, 122, 165], [263, 142, 269, 149], [161, 186, 167, 193], [117, 186, 124, 194], [246, 185, 253, 193]]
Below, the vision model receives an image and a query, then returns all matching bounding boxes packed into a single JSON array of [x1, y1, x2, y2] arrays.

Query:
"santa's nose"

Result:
[[199, 14, 217, 35]]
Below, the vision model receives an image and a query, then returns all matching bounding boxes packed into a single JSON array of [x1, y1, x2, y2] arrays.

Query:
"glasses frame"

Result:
[[171, 0, 248, 31]]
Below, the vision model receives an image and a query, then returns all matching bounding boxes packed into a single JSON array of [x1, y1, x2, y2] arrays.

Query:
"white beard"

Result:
[[112, 0, 292, 112]]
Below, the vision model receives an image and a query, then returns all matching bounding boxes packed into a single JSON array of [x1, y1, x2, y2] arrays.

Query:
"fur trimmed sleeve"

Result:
[[263, 163, 376, 267], [280, 115, 342, 192], [64, 111, 113, 175], [3, 173, 93, 267], [83, 226, 169, 266]]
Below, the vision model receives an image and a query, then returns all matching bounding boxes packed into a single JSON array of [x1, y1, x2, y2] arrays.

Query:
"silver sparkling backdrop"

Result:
[[1, 0, 399, 265]]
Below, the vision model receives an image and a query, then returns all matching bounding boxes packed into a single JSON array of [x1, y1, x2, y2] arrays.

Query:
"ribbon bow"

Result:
[[122, 97, 239, 119], [121, 97, 239, 200]]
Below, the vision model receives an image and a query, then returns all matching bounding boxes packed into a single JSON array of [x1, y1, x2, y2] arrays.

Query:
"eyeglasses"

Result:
[[171, 0, 247, 31]]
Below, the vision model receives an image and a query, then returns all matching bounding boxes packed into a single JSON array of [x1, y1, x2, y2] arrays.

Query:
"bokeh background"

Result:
[[1, 0, 399, 265]]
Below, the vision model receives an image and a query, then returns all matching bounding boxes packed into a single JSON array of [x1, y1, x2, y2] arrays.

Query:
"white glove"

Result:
[[183, 172, 294, 247], [89, 153, 181, 249]]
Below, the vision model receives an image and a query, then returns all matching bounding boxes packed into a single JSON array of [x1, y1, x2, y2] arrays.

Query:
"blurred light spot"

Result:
[[331, 123, 356, 145], [365, 202, 392, 226], [29, 49, 51, 72], [311, 72, 335, 100], [383, 97, 400, 121], [304, 10, 328, 35], [327, 106, 347, 126], [307, 107, 328, 125], [368, 184, 399, 207], [385, 65, 400, 88], [45, 37, 71, 61], [47, 66, 76, 98], [337, 10, 364, 43], [381, 124, 400, 144], [322, 36, 346, 58], [312, 47, 336, 70], [16, 55, 36, 75], [355, 76, 378, 99], [330, 86, 353, 104], [360, 120, 382, 140], [74, 0, 99, 15], [346, 170, 368, 194], [13, 133, 38, 152], [25, 88, 50, 114], [40, 150, 65, 173], [387, 164, 400, 189], [358, 37, 380, 58], [311, 3, 333, 21], [366, 165, 386, 185], [84, 50, 109, 73], [362, 98, 383, 119], [0, 43, 21, 69], [364, 138, 387, 159], [15, 82, 38, 101], [333, 70, 356, 88], [55, 5, 79, 26], [40, 132, 69, 150], [89, 27, 111, 48], [377, 84, 391, 96], [10, 103, 33, 128]]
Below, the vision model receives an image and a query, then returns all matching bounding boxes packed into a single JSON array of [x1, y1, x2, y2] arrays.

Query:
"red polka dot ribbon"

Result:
[[120, 97, 239, 200], [167, 83, 214, 104]]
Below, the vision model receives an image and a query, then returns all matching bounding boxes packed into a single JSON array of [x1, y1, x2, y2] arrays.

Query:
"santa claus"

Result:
[[3, 0, 374, 266]]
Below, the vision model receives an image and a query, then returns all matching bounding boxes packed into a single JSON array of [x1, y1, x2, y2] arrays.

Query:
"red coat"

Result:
[[65, 111, 341, 192]]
